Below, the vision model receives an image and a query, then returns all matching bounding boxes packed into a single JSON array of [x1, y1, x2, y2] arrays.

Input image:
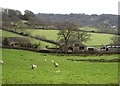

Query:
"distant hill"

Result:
[[1, 8, 118, 34], [36, 13, 118, 27]]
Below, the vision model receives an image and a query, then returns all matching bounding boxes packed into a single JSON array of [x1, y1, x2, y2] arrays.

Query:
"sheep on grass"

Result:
[[44, 59, 47, 62], [0, 60, 3, 64], [54, 62, 59, 67], [31, 64, 37, 69]]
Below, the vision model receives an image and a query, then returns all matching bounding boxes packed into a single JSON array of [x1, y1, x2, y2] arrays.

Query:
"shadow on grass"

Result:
[[67, 58, 120, 62]]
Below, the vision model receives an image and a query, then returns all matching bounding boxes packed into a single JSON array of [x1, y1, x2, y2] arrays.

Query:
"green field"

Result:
[[25, 29, 58, 41], [79, 27, 99, 31], [0, 49, 1, 84], [1, 29, 56, 48], [25, 29, 114, 47], [1, 29, 115, 48], [84, 33, 114, 47], [0, 29, 23, 37], [2, 49, 118, 84]]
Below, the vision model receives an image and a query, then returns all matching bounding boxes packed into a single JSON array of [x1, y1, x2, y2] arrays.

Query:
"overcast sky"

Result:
[[0, 0, 119, 15]]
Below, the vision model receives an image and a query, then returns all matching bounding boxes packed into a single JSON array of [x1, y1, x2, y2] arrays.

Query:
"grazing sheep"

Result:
[[54, 62, 59, 67], [32, 64, 37, 69], [0, 60, 3, 64], [56, 70, 60, 73], [44, 59, 47, 62]]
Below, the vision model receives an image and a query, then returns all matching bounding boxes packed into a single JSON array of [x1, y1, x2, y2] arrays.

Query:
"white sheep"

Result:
[[54, 62, 59, 67], [44, 59, 47, 62], [56, 70, 60, 73], [32, 64, 37, 69], [0, 60, 3, 64]]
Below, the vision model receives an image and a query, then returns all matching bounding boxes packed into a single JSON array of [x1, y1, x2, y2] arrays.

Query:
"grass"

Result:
[[1, 29, 56, 48], [0, 29, 23, 37], [25, 29, 114, 47], [84, 33, 114, 47], [2, 49, 119, 84], [25, 29, 58, 41], [1, 29, 115, 47], [79, 27, 99, 31]]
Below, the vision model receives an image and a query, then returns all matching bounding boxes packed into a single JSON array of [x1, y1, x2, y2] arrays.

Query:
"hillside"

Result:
[[36, 13, 118, 28], [1, 8, 118, 48], [25, 29, 115, 47], [1, 8, 118, 34], [2, 49, 118, 84]]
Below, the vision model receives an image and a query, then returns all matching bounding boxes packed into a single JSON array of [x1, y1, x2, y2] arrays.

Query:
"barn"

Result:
[[59, 42, 87, 53]]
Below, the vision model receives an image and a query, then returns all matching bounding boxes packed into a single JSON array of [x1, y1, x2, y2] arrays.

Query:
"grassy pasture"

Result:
[[25, 29, 114, 47], [1, 28, 115, 47], [84, 33, 114, 47], [25, 29, 58, 41], [1, 29, 56, 48], [79, 27, 99, 31], [0, 49, 1, 85], [0, 29, 23, 37], [2, 49, 118, 84]]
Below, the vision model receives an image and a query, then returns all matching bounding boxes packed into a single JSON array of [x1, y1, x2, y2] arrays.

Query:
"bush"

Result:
[[19, 32, 24, 35], [2, 38, 9, 46], [33, 42, 40, 48], [23, 32, 31, 36], [27, 43, 34, 48]]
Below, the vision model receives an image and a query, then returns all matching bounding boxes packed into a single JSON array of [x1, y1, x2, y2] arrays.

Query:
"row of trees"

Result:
[[111, 35, 120, 45], [1, 8, 43, 29], [1, 8, 35, 21], [37, 13, 118, 28]]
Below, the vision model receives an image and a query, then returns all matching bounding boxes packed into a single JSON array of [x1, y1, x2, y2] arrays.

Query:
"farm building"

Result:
[[59, 42, 87, 53], [105, 45, 120, 51], [87, 47, 97, 51], [100, 45, 120, 52]]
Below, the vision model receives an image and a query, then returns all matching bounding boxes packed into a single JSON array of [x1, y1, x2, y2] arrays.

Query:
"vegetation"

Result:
[[25, 29, 114, 47], [1, 8, 119, 84], [25, 29, 58, 41], [110, 35, 120, 45], [1, 28, 115, 48], [37, 13, 118, 28], [84, 33, 115, 47], [0, 29, 23, 37], [1, 29, 56, 48], [79, 27, 99, 31], [2, 38, 9, 46], [2, 49, 118, 84], [57, 22, 78, 46]]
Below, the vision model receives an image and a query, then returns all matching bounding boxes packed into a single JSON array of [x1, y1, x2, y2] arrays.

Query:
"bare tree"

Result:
[[57, 22, 77, 46], [56, 22, 92, 53], [111, 35, 120, 45], [75, 31, 91, 43]]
